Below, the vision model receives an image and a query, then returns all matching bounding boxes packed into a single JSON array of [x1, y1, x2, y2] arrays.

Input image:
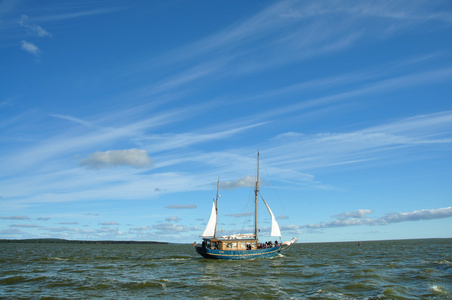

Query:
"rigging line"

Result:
[[242, 187, 255, 235], [228, 185, 254, 236]]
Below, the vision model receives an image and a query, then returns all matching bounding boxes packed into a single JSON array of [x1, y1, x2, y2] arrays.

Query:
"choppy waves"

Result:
[[0, 239, 451, 299]]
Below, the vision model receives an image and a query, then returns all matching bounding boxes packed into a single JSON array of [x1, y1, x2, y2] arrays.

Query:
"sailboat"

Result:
[[194, 152, 297, 260]]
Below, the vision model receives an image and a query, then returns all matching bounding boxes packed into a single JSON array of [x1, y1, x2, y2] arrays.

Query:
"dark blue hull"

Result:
[[195, 245, 281, 260]]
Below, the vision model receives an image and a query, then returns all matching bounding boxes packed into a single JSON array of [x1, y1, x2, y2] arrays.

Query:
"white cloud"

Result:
[[130, 226, 150, 231], [40, 226, 78, 233], [152, 223, 186, 233], [305, 207, 452, 229], [10, 224, 42, 228], [21, 40, 40, 56], [333, 209, 373, 220], [220, 175, 255, 190], [226, 212, 253, 218], [80, 149, 152, 169], [0, 216, 30, 220], [166, 205, 197, 209], [281, 224, 303, 235], [166, 216, 181, 222], [99, 222, 119, 226], [376, 207, 452, 224], [0, 228, 25, 236], [2, 108, 184, 174]]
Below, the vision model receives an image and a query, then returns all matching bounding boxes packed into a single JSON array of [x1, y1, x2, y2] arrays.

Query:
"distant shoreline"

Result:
[[0, 238, 168, 244]]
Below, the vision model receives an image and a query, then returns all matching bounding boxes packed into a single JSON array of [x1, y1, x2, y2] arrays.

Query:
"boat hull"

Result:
[[195, 245, 281, 260]]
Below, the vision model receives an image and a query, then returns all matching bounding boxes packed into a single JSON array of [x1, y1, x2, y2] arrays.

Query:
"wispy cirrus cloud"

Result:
[[1, 3, 120, 60], [265, 110, 452, 172], [50, 114, 91, 127], [143, 0, 452, 84], [1, 108, 183, 175], [32, 6, 122, 23], [248, 68, 452, 127], [142, 122, 267, 154], [19, 15, 52, 37]]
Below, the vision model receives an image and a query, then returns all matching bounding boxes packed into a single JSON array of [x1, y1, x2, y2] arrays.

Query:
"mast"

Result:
[[254, 152, 259, 239], [214, 176, 220, 238]]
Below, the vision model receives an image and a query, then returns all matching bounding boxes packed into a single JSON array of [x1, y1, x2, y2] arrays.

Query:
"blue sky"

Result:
[[1, 0, 451, 243]]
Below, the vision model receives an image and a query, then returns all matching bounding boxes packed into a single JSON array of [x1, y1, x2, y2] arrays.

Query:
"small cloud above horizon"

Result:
[[80, 149, 152, 169], [99, 222, 119, 226], [304, 207, 452, 229], [0, 216, 30, 220], [166, 216, 181, 222], [165, 204, 197, 209], [226, 212, 252, 218], [220, 175, 255, 190]]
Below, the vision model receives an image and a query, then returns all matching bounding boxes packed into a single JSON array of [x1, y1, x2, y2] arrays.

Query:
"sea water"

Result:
[[1, 239, 451, 299]]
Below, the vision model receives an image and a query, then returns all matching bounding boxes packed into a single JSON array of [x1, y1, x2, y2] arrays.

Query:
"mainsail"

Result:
[[262, 197, 281, 237], [201, 200, 217, 237]]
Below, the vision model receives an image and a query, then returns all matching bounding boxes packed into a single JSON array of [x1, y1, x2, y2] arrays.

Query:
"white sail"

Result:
[[201, 200, 217, 237], [262, 197, 281, 237]]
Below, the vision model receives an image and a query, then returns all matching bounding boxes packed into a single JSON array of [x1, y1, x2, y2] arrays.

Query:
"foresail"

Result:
[[262, 197, 281, 237], [201, 200, 217, 237]]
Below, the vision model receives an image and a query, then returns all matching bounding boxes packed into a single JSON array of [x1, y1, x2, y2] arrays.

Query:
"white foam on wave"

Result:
[[47, 257, 68, 261], [430, 285, 446, 294]]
